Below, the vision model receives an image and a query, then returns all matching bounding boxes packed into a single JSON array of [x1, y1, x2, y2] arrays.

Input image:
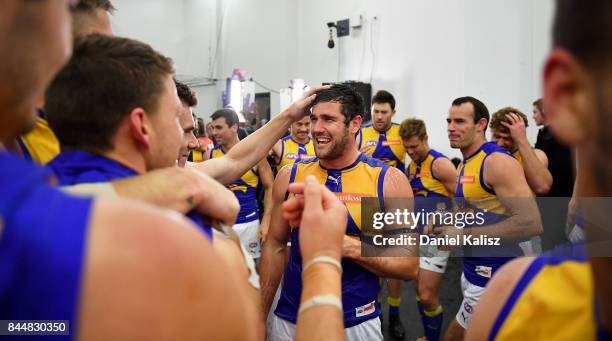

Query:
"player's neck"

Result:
[[104, 136, 147, 174], [417, 147, 431, 163], [319, 147, 360, 170], [291, 134, 309, 144], [222, 136, 240, 151], [376, 124, 392, 133], [103, 148, 146, 174], [461, 136, 487, 159]]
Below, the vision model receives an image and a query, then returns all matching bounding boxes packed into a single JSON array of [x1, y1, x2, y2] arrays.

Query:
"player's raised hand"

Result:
[[283, 175, 347, 262]]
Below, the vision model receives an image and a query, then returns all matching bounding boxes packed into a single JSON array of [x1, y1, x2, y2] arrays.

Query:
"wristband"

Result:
[[298, 294, 343, 315], [302, 255, 342, 275]]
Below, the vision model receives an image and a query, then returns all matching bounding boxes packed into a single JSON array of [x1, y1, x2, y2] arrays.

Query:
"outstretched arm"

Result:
[[190, 87, 327, 184], [259, 166, 292, 322]]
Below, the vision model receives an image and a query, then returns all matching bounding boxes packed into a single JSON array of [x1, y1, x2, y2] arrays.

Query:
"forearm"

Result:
[[261, 190, 274, 225], [259, 240, 288, 318], [517, 141, 552, 194], [345, 241, 418, 280], [111, 174, 191, 213], [195, 112, 294, 184], [464, 210, 542, 241], [295, 264, 344, 341]]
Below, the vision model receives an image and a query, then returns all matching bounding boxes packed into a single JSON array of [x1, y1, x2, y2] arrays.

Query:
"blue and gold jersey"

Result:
[[275, 154, 389, 328], [276, 135, 315, 172], [47, 150, 212, 239], [456, 142, 521, 287], [359, 123, 406, 170], [210, 145, 259, 224], [16, 110, 60, 165], [1, 153, 92, 331], [489, 245, 607, 340], [408, 149, 453, 230], [408, 149, 452, 198]]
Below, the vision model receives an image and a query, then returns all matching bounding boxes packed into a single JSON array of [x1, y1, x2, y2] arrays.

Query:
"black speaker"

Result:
[[322, 81, 372, 123]]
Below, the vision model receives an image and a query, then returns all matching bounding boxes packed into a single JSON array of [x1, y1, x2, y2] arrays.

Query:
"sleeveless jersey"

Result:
[[47, 150, 212, 240], [408, 149, 453, 230], [16, 109, 60, 165], [275, 154, 389, 327], [210, 146, 259, 224], [489, 244, 609, 340], [359, 123, 406, 170], [408, 149, 452, 199], [0, 152, 92, 339], [276, 135, 315, 172], [456, 142, 522, 287]]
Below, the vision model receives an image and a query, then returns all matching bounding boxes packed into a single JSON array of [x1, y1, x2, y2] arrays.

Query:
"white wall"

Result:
[[295, 0, 555, 158], [110, 0, 555, 157]]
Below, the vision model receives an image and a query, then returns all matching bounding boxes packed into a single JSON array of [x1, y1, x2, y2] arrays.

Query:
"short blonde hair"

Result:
[[399, 118, 427, 140]]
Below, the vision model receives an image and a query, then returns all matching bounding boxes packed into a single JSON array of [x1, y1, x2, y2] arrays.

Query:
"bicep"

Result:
[[382, 168, 417, 256], [486, 154, 532, 198], [534, 149, 549, 168]]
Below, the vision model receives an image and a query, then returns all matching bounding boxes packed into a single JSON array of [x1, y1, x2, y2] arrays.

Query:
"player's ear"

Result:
[[543, 48, 594, 145], [128, 107, 152, 150], [350, 115, 362, 135]]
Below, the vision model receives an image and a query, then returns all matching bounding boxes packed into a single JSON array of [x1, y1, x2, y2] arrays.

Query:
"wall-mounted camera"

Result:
[[326, 19, 349, 49]]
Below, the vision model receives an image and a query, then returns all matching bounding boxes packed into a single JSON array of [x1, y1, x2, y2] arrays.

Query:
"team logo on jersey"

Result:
[[382, 140, 401, 147], [334, 193, 368, 204], [285, 153, 299, 160], [355, 300, 376, 317], [299, 154, 314, 160], [475, 265, 493, 278], [365, 140, 378, 148], [459, 176, 475, 184]]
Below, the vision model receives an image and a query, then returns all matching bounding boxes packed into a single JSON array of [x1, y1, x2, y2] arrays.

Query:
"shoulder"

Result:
[[382, 166, 411, 196], [483, 142, 519, 170], [79, 198, 251, 339], [533, 148, 549, 163], [466, 257, 535, 340]]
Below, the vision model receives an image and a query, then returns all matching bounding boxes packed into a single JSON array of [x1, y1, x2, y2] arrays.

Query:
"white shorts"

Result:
[[233, 219, 261, 259], [455, 273, 486, 329], [268, 315, 383, 341], [419, 244, 450, 273]]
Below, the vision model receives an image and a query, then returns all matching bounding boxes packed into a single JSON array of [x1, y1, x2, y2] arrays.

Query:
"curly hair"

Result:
[[490, 107, 529, 132]]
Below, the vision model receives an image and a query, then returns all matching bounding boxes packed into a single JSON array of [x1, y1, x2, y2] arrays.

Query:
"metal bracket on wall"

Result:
[[336, 19, 350, 37]]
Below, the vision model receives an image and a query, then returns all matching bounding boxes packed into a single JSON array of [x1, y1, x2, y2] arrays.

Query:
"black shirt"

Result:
[[535, 126, 574, 197]]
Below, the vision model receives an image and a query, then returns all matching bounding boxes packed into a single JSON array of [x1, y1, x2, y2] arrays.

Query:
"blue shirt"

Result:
[[0, 152, 92, 340], [47, 150, 212, 240]]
